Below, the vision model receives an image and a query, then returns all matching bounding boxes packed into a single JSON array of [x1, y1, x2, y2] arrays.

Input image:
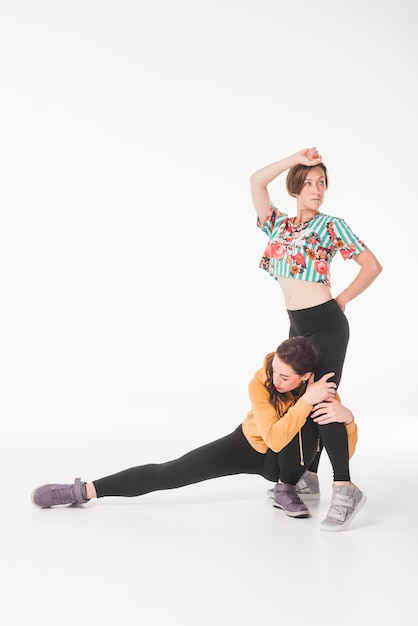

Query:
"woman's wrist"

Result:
[[301, 392, 314, 406], [344, 412, 354, 425]]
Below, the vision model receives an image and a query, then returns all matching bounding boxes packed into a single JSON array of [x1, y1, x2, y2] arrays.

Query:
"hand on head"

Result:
[[297, 147, 323, 166]]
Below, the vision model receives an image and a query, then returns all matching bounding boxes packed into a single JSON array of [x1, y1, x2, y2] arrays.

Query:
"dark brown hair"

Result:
[[286, 163, 329, 197], [264, 336, 319, 408]]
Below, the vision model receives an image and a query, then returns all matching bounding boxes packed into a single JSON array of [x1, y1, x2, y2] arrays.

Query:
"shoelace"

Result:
[[52, 485, 76, 504], [285, 491, 305, 505]]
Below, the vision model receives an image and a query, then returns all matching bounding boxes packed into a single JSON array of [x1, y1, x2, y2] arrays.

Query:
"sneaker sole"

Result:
[[320, 493, 367, 532], [266, 488, 320, 501], [272, 502, 311, 518]]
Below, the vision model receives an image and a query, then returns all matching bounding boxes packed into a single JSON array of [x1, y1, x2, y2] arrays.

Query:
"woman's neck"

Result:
[[294, 209, 318, 226]]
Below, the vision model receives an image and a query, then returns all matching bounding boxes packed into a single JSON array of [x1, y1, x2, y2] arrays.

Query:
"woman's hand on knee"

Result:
[[310, 399, 354, 425]]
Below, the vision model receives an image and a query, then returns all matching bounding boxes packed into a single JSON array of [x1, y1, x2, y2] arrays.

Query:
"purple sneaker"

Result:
[[266, 470, 320, 501], [31, 478, 88, 508], [273, 483, 310, 518]]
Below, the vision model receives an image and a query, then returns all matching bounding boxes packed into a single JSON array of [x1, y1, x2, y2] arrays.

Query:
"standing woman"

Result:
[[249, 147, 382, 493]]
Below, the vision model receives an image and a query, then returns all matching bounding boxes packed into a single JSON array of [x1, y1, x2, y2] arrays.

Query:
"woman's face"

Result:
[[272, 354, 308, 393], [296, 166, 326, 210]]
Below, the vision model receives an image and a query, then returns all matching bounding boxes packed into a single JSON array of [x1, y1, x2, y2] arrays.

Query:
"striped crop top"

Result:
[[257, 207, 367, 287]]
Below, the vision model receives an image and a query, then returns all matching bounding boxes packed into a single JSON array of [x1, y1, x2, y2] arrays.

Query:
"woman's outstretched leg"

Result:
[[93, 426, 264, 497], [32, 426, 269, 507]]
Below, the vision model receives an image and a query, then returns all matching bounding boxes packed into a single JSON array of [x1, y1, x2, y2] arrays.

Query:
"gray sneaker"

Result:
[[320, 483, 366, 532], [272, 483, 310, 518], [31, 478, 88, 508], [266, 471, 320, 501]]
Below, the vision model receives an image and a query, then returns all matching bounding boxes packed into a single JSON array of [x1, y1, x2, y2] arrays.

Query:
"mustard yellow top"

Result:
[[241, 353, 358, 458]]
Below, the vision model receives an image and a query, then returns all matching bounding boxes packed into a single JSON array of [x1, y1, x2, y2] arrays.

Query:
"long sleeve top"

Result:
[[241, 353, 358, 459]]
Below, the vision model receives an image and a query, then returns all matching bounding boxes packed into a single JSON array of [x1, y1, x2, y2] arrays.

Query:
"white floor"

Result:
[[3, 412, 417, 626]]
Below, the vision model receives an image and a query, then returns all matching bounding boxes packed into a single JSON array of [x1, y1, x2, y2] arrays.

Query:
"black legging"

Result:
[[288, 299, 350, 474], [93, 421, 349, 499]]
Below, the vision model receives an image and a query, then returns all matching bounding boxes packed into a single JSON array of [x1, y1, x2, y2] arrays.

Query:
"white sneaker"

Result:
[[320, 483, 366, 532]]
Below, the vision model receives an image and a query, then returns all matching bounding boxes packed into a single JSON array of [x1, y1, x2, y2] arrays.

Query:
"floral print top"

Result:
[[257, 206, 367, 286]]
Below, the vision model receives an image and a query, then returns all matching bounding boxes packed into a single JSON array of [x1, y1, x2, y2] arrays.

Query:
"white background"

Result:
[[1, 2, 416, 625]]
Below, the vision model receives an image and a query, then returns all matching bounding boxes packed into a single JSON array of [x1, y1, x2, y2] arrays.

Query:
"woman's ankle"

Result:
[[85, 482, 97, 499]]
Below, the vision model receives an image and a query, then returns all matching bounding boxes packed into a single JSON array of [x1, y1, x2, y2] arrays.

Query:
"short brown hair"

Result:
[[286, 163, 329, 197]]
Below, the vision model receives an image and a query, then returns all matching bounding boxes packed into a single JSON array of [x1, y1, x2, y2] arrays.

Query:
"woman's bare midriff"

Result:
[[278, 277, 333, 311]]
